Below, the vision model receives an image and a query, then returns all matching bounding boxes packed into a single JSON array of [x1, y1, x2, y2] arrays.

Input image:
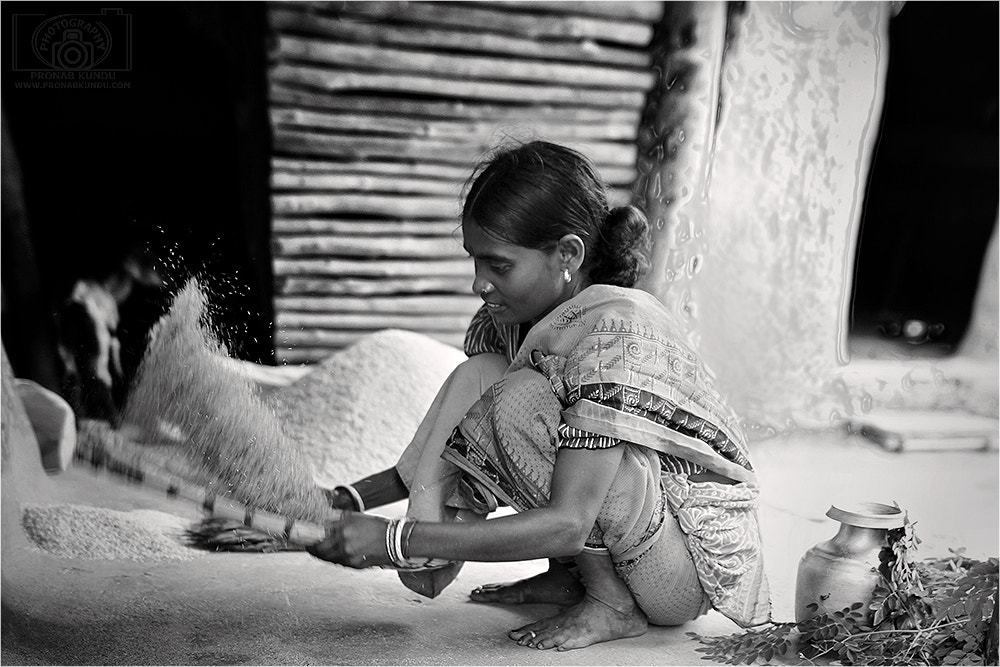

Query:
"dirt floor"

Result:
[[3, 410, 997, 666]]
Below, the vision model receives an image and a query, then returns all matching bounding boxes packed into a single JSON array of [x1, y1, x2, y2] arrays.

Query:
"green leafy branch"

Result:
[[687, 519, 998, 665]]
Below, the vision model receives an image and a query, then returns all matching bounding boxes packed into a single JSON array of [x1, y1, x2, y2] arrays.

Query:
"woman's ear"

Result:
[[556, 234, 586, 272]]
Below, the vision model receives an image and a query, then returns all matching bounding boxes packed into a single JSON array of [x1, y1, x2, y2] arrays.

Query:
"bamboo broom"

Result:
[[78, 278, 450, 571], [75, 420, 331, 552], [74, 278, 337, 551]]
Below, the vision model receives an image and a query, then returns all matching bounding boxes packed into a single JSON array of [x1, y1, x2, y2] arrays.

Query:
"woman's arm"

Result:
[[309, 444, 624, 567]]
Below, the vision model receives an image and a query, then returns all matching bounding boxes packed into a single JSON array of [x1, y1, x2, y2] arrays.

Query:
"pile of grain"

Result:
[[21, 504, 199, 562], [272, 329, 465, 487]]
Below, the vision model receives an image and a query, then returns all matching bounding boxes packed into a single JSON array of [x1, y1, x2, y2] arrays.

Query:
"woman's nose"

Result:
[[472, 273, 489, 296]]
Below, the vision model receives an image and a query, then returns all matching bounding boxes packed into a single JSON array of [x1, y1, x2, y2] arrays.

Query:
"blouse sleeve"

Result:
[[557, 423, 621, 450], [463, 304, 508, 357], [558, 424, 706, 475]]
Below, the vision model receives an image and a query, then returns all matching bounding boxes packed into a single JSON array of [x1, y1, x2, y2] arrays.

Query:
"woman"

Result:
[[309, 141, 771, 651]]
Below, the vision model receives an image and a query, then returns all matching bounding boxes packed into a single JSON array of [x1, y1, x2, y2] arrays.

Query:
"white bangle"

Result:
[[337, 484, 365, 512], [384, 518, 394, 566], [384, 517, 410, 568], [394, 518, 409, 567], [400, 519, 417, 560]]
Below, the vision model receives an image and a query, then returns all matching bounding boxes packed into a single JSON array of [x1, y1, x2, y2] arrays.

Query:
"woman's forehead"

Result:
[[462, 218, 513, 256]]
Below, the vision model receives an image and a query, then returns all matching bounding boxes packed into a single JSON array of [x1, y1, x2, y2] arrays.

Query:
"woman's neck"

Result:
[[528, 280, 593, 328]]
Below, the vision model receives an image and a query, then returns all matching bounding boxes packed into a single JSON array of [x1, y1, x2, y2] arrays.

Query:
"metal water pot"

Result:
[[794, 502, 905, 623]]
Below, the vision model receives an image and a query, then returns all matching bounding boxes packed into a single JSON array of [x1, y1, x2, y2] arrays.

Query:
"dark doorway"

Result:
[[849, 1, 998, 359], [2, 2, 275, 393]]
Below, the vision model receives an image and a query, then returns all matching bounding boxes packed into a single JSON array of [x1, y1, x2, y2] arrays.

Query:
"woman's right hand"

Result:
[[322, 486, 357, 510], [306, 511, 391, 569]]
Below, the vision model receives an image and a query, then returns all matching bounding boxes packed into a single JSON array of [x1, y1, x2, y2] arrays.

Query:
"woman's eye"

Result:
[[490, 263, 511, 274]]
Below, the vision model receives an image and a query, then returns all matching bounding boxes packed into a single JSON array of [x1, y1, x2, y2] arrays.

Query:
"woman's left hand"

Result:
[[306, 511, 391, 569]]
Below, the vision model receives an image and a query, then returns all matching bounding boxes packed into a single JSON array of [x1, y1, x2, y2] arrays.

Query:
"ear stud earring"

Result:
[[563, 269, 572, 284]]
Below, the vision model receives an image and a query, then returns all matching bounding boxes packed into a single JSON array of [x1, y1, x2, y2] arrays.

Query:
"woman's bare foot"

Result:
[[469, 560, 584, 605], [508, 593, 648, 651]]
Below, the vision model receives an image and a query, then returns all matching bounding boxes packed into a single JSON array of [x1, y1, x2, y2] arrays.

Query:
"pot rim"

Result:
[[826, 502, 906, 529]]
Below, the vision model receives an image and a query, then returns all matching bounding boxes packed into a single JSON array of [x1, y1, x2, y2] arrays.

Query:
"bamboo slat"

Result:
[[277, 311, 472, 331], [310, 2, 654, 47], [271, 157, 637, 187], [276, 328, 466, 347], [273, 129, 638, 167], [462, 0, 664, 22], [276, 276, 472, 296], [271, 347, 330, 363], [276, 36, 654, 90], [268, 6, 652, 68], [276, 336, 465, 363], [272, 192, 460, 217], [269, 87, 642, 126], [273, 257, 471, 277], [272, 156, 471, 179], [270, 64, 647, 108], [271, 184, 632, 207], [274, 295, 480, 314], [271, 107, 447, 137], [271, 107, 478, 138], [272, 218, 461, 237], [270, 107, 638, 142], [272, 347, 338, 364], [270, 170, 464, 196], [273, 235, 464, 258]]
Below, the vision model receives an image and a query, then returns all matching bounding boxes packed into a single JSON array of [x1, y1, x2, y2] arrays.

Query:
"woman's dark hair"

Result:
[[462, 141, 651, 288]]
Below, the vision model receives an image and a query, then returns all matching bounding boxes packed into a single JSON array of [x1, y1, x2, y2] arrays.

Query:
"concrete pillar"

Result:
[[640, 2, 891, 435], [635, 1, 728, 334]]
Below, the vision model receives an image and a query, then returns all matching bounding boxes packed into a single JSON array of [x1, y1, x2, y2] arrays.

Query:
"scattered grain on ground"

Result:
[[21, 503, 202, 562]]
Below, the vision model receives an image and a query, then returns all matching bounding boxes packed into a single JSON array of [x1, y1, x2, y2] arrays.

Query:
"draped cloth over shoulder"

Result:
[[447, 285, 772, 627]]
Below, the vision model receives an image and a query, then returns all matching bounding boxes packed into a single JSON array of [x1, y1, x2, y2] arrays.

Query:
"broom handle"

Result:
[[73, 433, 332, 545], [72, 435, 455, 571]]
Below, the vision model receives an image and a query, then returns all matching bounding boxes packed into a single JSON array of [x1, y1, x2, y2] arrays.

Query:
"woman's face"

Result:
[[463, 218, 569, 326]]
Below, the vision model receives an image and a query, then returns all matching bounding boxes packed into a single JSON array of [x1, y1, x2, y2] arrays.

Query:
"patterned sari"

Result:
[[442, 284, 772, 627]]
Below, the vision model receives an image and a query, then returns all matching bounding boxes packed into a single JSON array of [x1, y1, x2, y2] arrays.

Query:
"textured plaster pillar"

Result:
[[640, 2, 891, 435], [636, 2, 728, 333]]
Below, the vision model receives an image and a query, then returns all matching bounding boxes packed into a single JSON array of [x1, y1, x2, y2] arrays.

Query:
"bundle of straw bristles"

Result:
[[76, 280, 338, 552]]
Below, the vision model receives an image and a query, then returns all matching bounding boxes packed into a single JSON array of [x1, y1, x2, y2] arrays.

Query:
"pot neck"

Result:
[[833, 522, 889, 547]]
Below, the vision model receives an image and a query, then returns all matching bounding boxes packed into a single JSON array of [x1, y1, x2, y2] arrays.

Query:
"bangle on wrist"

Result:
[[400, 519, 417, 560], [337, 484, 365, 512], [384, 518, 396, 566], [393, 518, 407, 566], [384, 517, 416, 568], [384, 517, 401, 567]]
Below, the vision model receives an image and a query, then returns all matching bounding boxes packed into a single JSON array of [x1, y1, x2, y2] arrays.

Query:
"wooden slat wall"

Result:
[[268, 1, 663, 363]]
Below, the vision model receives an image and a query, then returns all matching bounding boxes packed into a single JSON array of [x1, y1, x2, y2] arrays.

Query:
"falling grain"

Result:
[[120, 280, 333, 523]]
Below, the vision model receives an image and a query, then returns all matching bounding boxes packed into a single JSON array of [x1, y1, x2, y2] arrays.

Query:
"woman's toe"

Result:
[[534, 635, 558, 650]]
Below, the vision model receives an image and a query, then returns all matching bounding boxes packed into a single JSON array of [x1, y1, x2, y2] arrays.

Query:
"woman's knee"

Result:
[[492, 368, 562, 429], [621, 520, 707, 626], [454, 353, 509, 384]]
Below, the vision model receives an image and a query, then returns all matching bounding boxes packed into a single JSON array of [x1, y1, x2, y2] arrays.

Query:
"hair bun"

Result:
[[589, 205, 651, 288]]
